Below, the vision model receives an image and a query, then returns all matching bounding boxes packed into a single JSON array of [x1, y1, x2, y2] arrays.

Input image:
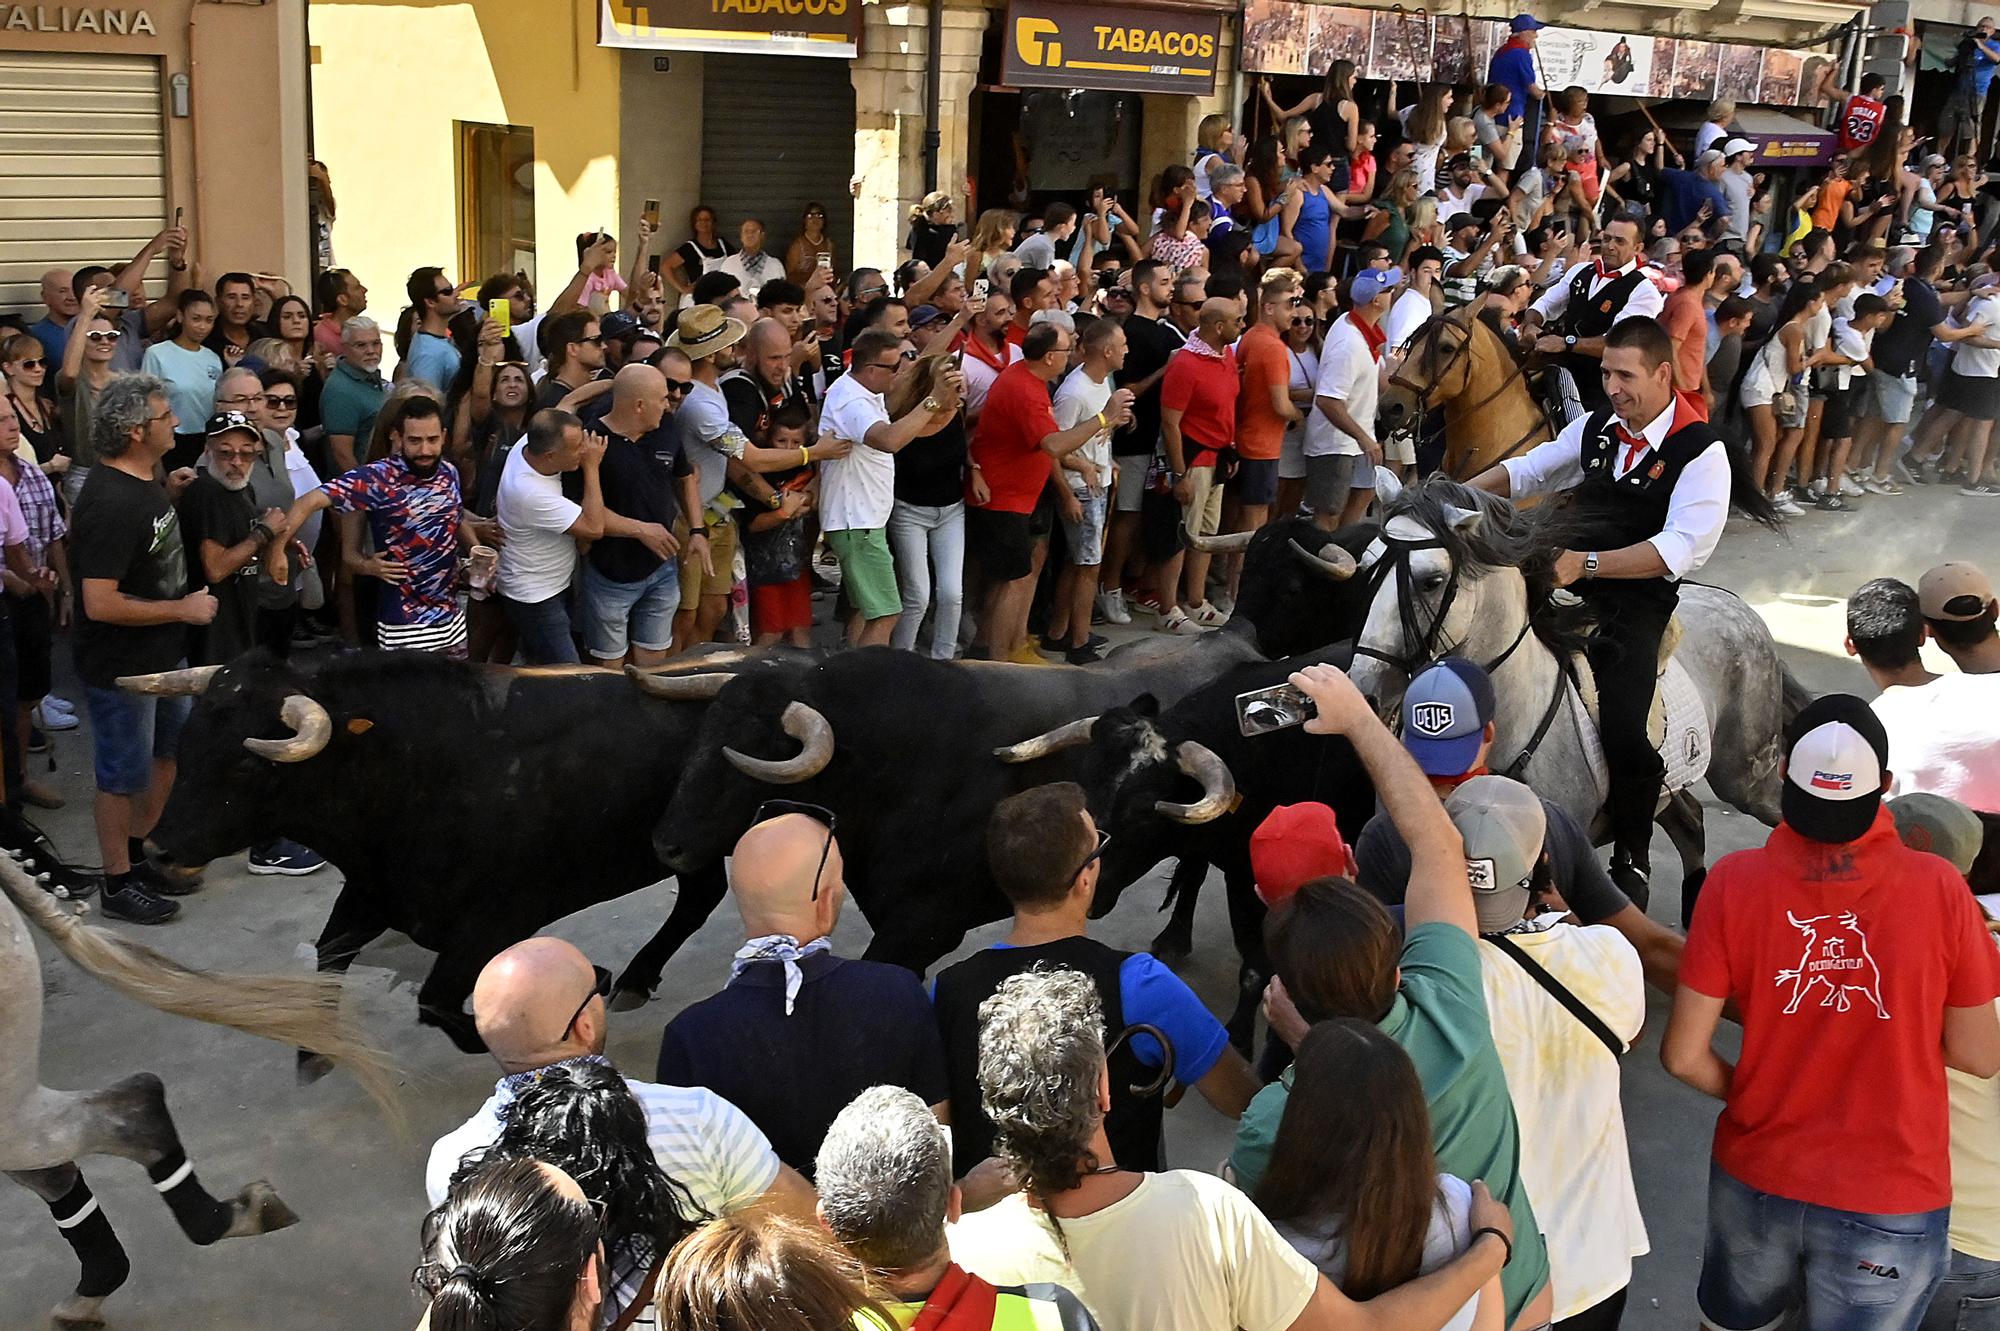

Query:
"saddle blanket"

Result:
[[1575, 656, 1713, 799]]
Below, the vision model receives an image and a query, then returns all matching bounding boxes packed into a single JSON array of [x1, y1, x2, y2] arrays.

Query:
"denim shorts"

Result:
[[1061, 488, 1107, 566], [580, 558, 681, 660], [1921, 1249, 2000, 1331], [1698, 1162, 1949, 1331], [84, 683, 192, 796]]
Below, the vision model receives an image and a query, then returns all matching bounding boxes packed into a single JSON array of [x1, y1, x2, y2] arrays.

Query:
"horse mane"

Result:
[[1383, 476, 1595, 663]]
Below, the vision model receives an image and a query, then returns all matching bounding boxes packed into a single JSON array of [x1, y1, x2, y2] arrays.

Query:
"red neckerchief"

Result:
[[1614, 389, 1707, 470], [1352, 311, 1387, 361], [1502, 34, 1531, 49], [960, 331, 1011, 374], [908, 1265, 1001, 1331], [1593, 258, 1634, 283], [1432, 764, 1491, 794]]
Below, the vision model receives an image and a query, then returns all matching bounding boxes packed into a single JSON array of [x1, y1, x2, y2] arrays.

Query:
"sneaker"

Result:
[[1971, 482, 2000, 497], [25, 727, 46, 755], [1840, 476, 1866, 497], [1064, 637, 1110, 665], [1159, 607, 1206, 636], [1771, 492, 1806, 517], [1096, 589, 1132, 625], [0, 812, 94, 900], [19, 779, 62, 810], [1188, 601, 1231, 627], [1814, 492, 1851, 511], [127, 857, 199, 897], [32, 701, 76, 732], [1210, 591, 1236, 618], [99, 882, 178, 924], [39, 695, 75, 718], [1130, 592, 1165, 617], [1005, 641, 1052, 666], [1862, 477, 1904, 495], [1807, 478, 1830, 500], [248, 839, 328, 876]]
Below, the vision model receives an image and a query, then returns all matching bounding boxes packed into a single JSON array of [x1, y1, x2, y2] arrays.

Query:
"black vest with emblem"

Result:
[[1557, 264, 1650, 339], [931, 937, 1163, 1179], [1567, 408, 1718, 605]]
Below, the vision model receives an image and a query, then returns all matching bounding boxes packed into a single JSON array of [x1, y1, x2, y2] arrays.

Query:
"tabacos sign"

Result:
[[1004, 0, 1222, 95], [599, 0, 859, 59]]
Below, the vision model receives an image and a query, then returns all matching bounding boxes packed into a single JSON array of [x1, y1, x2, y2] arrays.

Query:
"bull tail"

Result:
[[0, 855, 404, 1126], [1779, 663, 1816, 729]]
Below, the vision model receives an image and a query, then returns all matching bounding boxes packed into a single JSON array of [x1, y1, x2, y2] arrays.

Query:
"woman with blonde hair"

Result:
[[967, 209, 1019, 281], [906, 191, 956, 268], [1377, 167, 1423, 265], [653, 1215, 889, 1331], [1399, 83, 1451, 193]]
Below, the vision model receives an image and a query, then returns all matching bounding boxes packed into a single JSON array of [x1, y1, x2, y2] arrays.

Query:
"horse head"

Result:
[[1380, 307, 1478, 442]]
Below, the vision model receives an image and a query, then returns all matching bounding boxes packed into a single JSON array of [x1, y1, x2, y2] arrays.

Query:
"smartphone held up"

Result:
[[1236, 683, 1319, 737]]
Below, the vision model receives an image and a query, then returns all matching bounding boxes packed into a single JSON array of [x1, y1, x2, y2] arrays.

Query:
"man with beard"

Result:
[[284, 395, 484, 656]]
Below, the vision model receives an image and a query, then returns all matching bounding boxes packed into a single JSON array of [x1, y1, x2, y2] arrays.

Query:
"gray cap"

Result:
[[1889, 793, 1985, 876], [1446, 775, 1547, 934]]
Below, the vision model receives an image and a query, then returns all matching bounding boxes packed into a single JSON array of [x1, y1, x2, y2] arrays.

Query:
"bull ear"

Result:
[[1445, 504, 1483, 535], [1132, 693, 1160, 718]]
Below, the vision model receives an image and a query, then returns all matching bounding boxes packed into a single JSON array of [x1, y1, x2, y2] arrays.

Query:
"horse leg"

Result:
[[298, 883, 389, 1083], [73, 1074, 299, 1246], [610, 862, 728, 1011], [1659, 789, 1707, 928], [1150, 856, 1207, 970], [9, 1164, 130, 1330]]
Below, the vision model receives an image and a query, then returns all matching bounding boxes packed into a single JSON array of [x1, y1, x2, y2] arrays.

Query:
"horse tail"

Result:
[[1779, 662, 1816, 728], [0, 855, 403, 1125], [1724, 434, 1785, 529]]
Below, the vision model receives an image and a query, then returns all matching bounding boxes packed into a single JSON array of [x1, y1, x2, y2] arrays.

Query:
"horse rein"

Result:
[[1384, 314, 1561, 469]]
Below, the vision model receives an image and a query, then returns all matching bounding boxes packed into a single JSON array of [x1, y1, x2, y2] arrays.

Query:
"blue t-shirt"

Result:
[[403, 330, 462, 395], [1489, 44, 1537, 120], [1658, 168, 1731, 235], [139, 339, 222, 434], [26, 315, 70, 370]]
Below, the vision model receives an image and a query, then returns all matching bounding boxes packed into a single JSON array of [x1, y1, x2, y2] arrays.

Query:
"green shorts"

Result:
[[826, 527, 901, 621]]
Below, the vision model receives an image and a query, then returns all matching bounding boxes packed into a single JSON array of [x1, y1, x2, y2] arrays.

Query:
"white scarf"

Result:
[[730, 934, 832, 1016]]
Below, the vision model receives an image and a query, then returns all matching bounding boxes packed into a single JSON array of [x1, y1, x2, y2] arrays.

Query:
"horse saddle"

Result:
[[1571, 616, 1712, 797]]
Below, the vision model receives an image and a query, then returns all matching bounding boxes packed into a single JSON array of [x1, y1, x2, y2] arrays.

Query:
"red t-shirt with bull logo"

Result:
[[1682, 809, 2000, 1214]]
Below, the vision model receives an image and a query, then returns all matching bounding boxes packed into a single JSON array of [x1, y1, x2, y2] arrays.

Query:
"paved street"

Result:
[[1, 483, 1985, 1331]]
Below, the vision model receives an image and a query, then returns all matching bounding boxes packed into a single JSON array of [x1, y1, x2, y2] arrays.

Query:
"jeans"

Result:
[[1921, 1250, 2000, 1331], [887, 500, 964, 658], [84, 678, 191, 796], [502, 591, 581, 665]]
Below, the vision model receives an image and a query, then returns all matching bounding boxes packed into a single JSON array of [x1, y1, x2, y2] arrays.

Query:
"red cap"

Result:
[[1251, 803, 1357, 908]]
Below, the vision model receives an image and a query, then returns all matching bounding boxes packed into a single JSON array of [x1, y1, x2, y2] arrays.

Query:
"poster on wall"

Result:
[[1537, 28, 1652, 96], [1665, 39, 1721, 98], [1430, 15, 1473, 85], [1244, 0, 1310, 75], [1367, 8, 1432, 81], [1758, 47, 1806, 106], [1715, 42, 1766, 103], [1307, 6, 1371, 77]]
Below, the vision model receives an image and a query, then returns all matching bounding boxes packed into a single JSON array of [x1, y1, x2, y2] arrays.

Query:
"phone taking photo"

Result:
[[1236, 683, 1318, 737]]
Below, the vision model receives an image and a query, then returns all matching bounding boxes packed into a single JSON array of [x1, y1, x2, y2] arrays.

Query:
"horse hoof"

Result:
[[51, 1297, 108, 1331], [222, 1180, 300, 1238], [608, 986, 652, 1012], [296, 1050, 335, 1085]]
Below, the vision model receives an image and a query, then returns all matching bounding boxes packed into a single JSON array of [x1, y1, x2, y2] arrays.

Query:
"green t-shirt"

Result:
[[1230, 921, 1550, 1323]]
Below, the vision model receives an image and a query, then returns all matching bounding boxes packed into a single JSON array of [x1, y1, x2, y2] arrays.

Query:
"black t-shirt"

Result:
[[587, 419, 692, 584], [71, 465, 190, 686], [1875, 277, 1946, 377], [1113, 314, 1185, 458], [894, 412, 968, 507], [175, 473, 259, 666], [907, 218, 957, 270], [655, 951, 951, 1177], [533, 370, 605, 414], [675, 237, 735, 279], [1353, 795, 1630, 925]]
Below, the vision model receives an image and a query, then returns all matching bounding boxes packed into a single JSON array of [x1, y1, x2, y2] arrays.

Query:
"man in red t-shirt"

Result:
[[966, 321, 1131, 662], [1230, 272, 1302, 603], [1154, 298, 1243, 636], [1666, 694, 2000, 1331]]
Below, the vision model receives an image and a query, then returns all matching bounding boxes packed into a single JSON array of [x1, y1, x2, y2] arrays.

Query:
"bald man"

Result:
[[28, 269, 79, 370], [1152, 297, 1244, 634], [426, 934, 817, 1224], [574, 363, 697, 667], [655, 811, 950, 1176]]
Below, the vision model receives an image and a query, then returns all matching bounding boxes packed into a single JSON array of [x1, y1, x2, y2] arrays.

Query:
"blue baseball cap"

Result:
[[1350, 266, 1403, 307], [1402, 658, 1497, 776], [1510, 13, 1546, 30]]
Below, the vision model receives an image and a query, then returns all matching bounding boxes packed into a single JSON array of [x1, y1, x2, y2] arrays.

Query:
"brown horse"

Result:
[[1378, 306, 1558, 478]]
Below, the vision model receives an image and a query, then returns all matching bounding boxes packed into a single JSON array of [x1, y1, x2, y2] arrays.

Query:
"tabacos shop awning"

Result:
[[1002, 0, 1224, 96], [1648, 104, 1838, 169], [599, 0, 861, 59]]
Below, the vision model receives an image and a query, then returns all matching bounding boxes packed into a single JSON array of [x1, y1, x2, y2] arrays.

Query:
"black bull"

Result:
[[138, 648, 773, 1054]]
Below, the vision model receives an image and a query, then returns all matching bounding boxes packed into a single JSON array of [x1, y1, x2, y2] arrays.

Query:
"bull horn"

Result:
[[724, 702, 834, 784], [116, 664, 223, 696], [243, 695, 333, 763], [1188, 530, 1256, 555], [1154, 741, 1238, 824], [993, 716, 1098, 763], [1288, 538, 1356, 581], [626, 666, 736, 701]]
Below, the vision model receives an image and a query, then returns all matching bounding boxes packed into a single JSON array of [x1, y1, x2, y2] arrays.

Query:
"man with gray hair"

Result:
[[71, 373, 216, 924], [816, 1084, 1098, 1329], [948, 968, 1514, 1331], [319, 315, 387, 473]]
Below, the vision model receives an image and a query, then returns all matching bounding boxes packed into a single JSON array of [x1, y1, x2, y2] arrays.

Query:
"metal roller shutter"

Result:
[[699, 55, 855, 272], [0, 51, 167, 317]]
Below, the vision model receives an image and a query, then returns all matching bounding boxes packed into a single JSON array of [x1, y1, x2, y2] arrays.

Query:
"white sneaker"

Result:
[[1097, 589, 1131, 626], [41, 695, 75, 717], [1159, 607, 1206, 636], [1188, 601, 1231, 627], [1772, 492, 1806, 517], [1840, 477, 1866, 497], [33, 701, 77, 732]]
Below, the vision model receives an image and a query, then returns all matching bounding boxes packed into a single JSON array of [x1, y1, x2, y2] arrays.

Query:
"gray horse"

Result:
[[1, 855, 396, 1329], [1345, 479, 1807, 909]]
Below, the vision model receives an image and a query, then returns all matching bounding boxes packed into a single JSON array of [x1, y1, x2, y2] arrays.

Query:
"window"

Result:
[[456, 121, 536, 287]]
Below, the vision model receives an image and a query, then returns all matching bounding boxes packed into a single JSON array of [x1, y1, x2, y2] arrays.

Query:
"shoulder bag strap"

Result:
[[1486, 933, 1626, 1059]]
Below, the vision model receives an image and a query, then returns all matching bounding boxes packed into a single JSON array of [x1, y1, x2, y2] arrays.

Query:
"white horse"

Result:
[[1346, 478, 1804, 912], [1, 855, 397, 1329]]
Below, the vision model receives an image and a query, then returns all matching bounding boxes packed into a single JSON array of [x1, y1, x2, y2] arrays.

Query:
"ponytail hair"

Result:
[[415, 1158, 601, 1331]]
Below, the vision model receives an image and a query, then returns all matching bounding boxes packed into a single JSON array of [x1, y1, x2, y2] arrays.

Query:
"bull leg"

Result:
[[299, 884, 390, 1082], [1221, 867, 1270, 1056], [860, 916, 967, 977], [611, 862, 728, 1011], [417, 914, 539, 1054], [70, 1074, 298, 1246], [1150, 857, 1207, 970], [9, 1164, 130, 1331], [1659, 789, 1707, 930]]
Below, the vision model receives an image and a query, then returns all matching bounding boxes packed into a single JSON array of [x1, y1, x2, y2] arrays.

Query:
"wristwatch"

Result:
[[1564, 334, 1578, 349], [923, 395, 942, 412], [1582, 551, 1601, 579], [766, 492, 783, 510]]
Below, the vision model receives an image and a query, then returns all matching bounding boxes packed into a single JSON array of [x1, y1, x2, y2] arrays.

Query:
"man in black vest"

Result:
[[931, 783, 1259, 1181], [1470, 319, 1733, 897], [1521, 216, 1665, 415]]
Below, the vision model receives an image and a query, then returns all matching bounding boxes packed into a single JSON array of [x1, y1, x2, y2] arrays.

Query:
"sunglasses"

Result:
[[264, 394, 298, 408], [754, 799, 837, 900], [1070, 828, 1111, 882], [11, 358, 44, 370], [85, 329, 123, 343], [559, 964, 615, 1042], [577, 334, 605, 345], [663, 378, 693, 394]]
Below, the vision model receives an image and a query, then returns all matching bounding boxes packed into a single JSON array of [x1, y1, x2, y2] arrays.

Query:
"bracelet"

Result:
[[1095, 410, 1107, 428], [801, 446, 810, 466], [1472, 1226, 1513, 1266]]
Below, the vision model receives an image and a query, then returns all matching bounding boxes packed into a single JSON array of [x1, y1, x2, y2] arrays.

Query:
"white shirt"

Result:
[[1384, 288, 1435, 348], [1479, 920, 1649, 1319], [1872, 673, 2000, 811], [1695, 121, 1727, 155], [494, 444, 582, 602], [816, 371, 896, 531], [1501, 399, 1731, 579], [960, 340, 1023, 417], [1437, 182, 1490, 217], [1308, 313, 1383, 458], [1528, 258, 1667, 329], [1276, 1173, 1482, 1331], [1955, 294, 2000, 378], [716, 250, 784, 301], [1053, 366, 1114, 492], [1949, 901, 2000, 1260], [1282, 341, 1319, 460], [1829, 316, 1873, 391], [426, 1060, 782, 1213]]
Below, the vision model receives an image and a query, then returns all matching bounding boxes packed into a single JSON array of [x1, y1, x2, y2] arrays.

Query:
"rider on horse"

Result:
[[1520, 216, 1663, 416], [1469, 318, 1734, 898]]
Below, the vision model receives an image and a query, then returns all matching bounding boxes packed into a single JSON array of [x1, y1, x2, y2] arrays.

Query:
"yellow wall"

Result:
[[309, 0, 622, 330]]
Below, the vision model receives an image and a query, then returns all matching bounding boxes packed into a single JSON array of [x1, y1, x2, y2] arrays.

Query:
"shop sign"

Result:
[[1003, 0, 1221, 96], [0, 5, 157, 34], [1744, 134, 1833, 168], [598, 0, 859, 60]]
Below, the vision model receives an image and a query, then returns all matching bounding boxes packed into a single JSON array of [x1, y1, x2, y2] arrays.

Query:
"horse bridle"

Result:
[[1384, 313, 1560, 468]]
